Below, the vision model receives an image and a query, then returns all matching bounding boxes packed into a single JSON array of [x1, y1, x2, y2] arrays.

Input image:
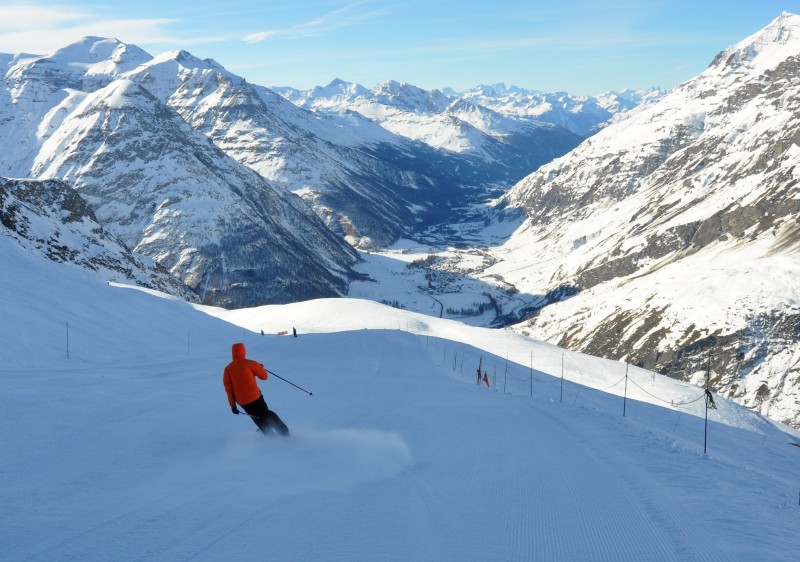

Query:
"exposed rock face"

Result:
[[1, 38, 359, 308], [0, 176, 195, 298], [491, 13, 800, 427]]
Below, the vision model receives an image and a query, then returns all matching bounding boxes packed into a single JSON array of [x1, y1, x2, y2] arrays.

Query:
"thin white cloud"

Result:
[[0, 1, 186, 54], [324, 28, 735, 62], [242, 0, 393, 44], [0, 2, 91, 30], [243, 31, 277, 44]]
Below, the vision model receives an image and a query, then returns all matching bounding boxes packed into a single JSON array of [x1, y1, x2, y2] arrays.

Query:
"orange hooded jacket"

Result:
[[223, 343, 268, 407]]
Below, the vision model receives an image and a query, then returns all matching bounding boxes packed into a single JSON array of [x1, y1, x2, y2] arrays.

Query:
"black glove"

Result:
[[231, 404, 239, 415]]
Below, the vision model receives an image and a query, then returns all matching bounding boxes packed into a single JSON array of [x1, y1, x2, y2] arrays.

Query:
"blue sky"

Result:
[[1, 0, 798, 94]]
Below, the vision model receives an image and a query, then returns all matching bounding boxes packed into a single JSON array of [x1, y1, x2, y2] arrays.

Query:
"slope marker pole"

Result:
[[623, 357, 629, 418], [704, 351, 712, 455]]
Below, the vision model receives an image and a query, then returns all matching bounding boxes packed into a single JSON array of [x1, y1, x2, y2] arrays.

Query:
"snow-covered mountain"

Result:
[[3, 227, 799, 560], [0, 176, 193, 298], [484, 12, 800, 427], [121, 52, 510, 248], [2, 38, 584, 262], [455, 83, 666, 135], [276, 78, 584, 180], [1, 37, 361, 308]]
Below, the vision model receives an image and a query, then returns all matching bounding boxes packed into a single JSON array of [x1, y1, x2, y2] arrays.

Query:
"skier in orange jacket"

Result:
[[223, 343, 289, 436]]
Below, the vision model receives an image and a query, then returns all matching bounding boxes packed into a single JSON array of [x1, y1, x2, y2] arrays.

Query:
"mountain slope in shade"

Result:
[[0, 176, 195, 299], [486, 12, 800, 427], [123, 53, 555, 248]]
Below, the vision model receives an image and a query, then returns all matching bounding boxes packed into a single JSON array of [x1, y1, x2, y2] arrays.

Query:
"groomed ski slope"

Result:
[[2, 238, 800, 561]]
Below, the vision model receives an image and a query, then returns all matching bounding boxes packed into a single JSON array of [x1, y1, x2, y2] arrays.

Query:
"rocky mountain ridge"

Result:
[[484, 12, 800, 427], [457, 83, 666, 135], [280, 79, 664, 139]]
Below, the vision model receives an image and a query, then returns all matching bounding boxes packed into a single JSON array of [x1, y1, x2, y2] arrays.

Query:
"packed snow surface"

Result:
[[2, 237, 800, 561]]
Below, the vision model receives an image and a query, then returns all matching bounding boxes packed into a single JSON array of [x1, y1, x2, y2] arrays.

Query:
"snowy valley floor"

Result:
[[2, 241, 800, 560]]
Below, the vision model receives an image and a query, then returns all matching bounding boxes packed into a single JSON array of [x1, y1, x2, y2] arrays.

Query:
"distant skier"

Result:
[[292, 327, 297, 338], [223, 342, 290, 436]]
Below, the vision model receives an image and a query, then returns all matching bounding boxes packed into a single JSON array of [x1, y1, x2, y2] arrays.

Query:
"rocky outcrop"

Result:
[[0, 177, 195, 299]]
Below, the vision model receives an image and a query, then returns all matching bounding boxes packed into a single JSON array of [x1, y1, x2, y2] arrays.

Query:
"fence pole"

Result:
[[504, 356, 508, 394], [623, 358, 629, 417], [704, 351, 712, 454], [530, 351, 533, 397]]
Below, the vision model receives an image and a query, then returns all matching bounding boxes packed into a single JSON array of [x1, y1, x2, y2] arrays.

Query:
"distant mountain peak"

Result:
[[373, 80, 450, 113], [474, 83, 510, 96], [147, 49, 225, 73], [48, 36, 152, 70], [311, 78, 367, 99]]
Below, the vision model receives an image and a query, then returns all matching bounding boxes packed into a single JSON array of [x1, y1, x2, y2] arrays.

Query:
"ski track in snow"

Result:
[[2, 246, 800, 560], [534, 407, 710, 561], [2, 324, 799, 561]]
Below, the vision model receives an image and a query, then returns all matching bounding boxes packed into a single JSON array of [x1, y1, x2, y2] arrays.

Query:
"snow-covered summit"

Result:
[[51, 37, 152, 74], [373, 79, 451, 114], [281, 78, 582, 169], [7, 37, 152, 84], [710, 11, 800, 74], [130, 48, 237, 83], [458, 84, 666, 135], [313, 78, 370, 100]]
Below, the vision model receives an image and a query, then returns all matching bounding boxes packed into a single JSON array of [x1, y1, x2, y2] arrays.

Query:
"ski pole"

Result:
[[267, 368, 313, 396], [234, 408, 258, 419]]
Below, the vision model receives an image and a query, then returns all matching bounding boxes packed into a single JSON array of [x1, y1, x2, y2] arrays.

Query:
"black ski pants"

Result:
[[242, 395, 290, 436]]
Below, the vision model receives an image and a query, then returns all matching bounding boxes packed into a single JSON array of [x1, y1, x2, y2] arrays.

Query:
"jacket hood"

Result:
[[232, 342, 246, 360]]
